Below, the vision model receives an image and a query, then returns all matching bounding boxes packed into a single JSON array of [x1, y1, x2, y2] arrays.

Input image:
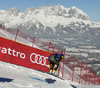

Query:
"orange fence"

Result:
[[0, 25, 100, 85], [63, 56, 100, 85]]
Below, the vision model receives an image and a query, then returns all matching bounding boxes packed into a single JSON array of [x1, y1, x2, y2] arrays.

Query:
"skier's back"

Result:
[[48, 53, 64, 74]]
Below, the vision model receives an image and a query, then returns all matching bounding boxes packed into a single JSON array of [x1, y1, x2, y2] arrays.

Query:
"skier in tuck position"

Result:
[[47, 53, 64, 74]]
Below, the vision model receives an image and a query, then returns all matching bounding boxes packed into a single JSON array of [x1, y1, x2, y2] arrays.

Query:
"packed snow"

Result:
[[0, 61, 100, 88]]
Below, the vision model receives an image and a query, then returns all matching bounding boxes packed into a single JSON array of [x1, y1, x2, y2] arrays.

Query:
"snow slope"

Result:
[[0, 61, 100, 88], [0, 61, 71, 88], [0, 29, 100, 88]]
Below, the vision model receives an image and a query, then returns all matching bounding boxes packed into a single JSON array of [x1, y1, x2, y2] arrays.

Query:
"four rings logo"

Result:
[[30, 53, 48, 66]]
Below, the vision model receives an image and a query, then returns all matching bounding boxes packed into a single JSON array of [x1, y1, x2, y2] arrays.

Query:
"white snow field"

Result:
[[0, 61, 100, 88], [0, 61, 71, 88], [0, 28, 100, 88]]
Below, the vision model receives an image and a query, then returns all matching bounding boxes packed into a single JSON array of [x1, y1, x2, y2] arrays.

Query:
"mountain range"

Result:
[[0, 5, 100, 47], [0, 5, 100, 74]]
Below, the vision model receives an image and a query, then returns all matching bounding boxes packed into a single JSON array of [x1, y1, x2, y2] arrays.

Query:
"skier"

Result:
[[47, 53, 64, 74]]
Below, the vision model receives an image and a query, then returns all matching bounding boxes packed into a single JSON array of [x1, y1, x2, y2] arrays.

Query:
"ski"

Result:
[[38, 70, 64, 80], [46, 72, 64, 80]]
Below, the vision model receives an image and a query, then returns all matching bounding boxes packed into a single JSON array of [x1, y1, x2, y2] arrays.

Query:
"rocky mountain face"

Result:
[[0, 5, 100, 42]]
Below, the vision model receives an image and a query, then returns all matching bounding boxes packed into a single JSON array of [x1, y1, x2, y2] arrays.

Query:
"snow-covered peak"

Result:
[[7, 7, 20, 16], [50, 5, 65, 10], [23, 7, 36, 14], [0, 5, 100, 28], [67, 6, 90, 20], [8, 7, 20, 12], [40, 5, 89, 21]]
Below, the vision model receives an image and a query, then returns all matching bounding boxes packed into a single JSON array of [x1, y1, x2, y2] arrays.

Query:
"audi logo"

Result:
[[30, 53, 48, 66]]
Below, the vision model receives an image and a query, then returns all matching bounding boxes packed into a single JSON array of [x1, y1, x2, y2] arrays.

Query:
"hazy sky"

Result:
[[0, 0, 100, 22]]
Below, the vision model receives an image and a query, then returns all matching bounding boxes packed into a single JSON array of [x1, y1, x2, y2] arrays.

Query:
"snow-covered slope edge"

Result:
[[0, 61, 71, 88], [0, 61, 99, 88]]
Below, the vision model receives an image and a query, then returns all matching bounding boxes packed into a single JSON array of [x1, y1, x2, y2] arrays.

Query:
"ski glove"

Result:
[[47, 65, 50, 68]]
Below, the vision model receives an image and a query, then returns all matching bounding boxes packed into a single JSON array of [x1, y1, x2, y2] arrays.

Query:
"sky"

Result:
[[0, 0, 100, 22]]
